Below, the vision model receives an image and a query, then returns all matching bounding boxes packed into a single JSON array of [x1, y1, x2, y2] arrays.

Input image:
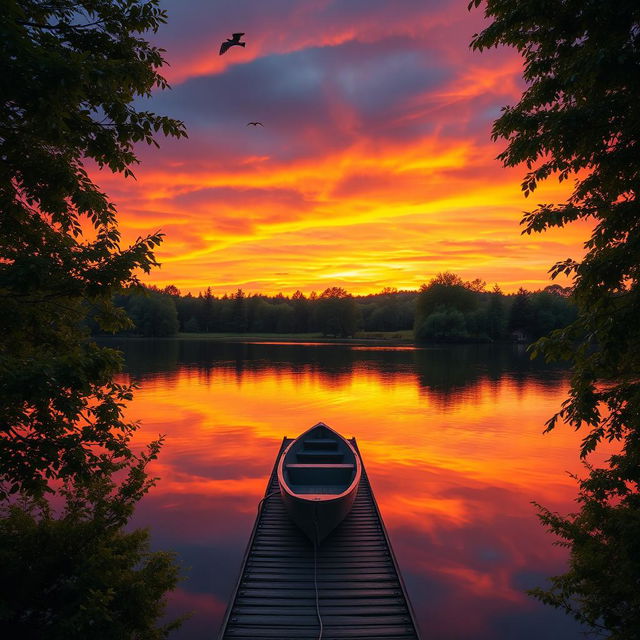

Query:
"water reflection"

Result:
[[105, 339, 586, 639]]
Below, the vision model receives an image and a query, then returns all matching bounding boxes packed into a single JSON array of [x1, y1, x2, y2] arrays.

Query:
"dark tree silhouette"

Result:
[[0, 1, 186, 635], [316, 287, 359, 337], [472, 1, 640, 635], [508, 287, 531, 335]]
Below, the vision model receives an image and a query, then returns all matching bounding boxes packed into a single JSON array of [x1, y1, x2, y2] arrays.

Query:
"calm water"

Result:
[[109, 339, 588, 639]]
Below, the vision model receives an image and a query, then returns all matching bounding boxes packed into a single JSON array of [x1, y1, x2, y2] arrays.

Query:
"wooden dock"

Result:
[[217, 437, 421, 640]]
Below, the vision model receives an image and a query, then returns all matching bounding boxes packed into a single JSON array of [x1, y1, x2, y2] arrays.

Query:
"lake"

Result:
[[109, 338, 588, 639]]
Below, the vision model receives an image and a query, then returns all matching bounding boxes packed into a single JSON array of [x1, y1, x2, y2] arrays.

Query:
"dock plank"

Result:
[[217, 438, 421, 639]]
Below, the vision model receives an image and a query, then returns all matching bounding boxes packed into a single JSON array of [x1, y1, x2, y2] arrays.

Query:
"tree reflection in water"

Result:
[[103, 338, 585, 640]]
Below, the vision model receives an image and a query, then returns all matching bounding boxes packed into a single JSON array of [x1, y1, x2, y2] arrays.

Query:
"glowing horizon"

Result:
[[96, 0, 589, 297]]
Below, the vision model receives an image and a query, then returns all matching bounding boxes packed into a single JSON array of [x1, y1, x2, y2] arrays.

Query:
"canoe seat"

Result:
[[303, 438, 338, 450], [285, 463, 355, 486], [286, 464, 354, 469], [296, 451, 345, 463]]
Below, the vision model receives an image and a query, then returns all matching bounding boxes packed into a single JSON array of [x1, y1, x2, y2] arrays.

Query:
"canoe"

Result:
[[277, 422, 362, 544]]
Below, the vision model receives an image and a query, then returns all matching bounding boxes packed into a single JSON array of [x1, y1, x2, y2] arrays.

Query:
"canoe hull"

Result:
[[279, 480, 359, 542], [277, 422, 361, 544]]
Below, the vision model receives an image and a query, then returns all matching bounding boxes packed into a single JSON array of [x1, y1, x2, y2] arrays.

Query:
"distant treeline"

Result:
[[94, 273, 576, 343], [413, 273, 575, 343]]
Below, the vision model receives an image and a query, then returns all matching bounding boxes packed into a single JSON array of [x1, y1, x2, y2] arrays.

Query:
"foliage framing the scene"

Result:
[[0, 0, 186, 636], [470, 1, 640, 637]]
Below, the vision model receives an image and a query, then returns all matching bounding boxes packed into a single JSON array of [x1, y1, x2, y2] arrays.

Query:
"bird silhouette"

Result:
[[247, 122, 264, 127], [220, 33, 246, 55]]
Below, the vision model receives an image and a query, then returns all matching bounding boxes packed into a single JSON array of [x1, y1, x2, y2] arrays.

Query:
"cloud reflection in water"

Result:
[[111, 340, 586, 639]]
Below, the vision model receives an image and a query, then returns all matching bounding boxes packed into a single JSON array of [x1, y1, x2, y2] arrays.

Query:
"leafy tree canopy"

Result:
[[416, 272, 479, 320], [471, 1, 640, 636], [1, 0, 186, 500], [319, 286, 351, 299], [1, 1, 186, 635], [316, 287, 358, 337], [127, 289, 179, 337]]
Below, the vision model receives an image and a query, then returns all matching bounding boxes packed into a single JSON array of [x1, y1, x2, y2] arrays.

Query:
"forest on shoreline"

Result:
[[93, 273, 576, 344]]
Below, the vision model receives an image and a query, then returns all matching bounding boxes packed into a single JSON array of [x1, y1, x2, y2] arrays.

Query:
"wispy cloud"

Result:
[[96, 0, 586, 294]]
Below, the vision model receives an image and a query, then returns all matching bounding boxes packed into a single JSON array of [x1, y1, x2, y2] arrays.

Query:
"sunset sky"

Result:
[[99, 0, 588, 296]]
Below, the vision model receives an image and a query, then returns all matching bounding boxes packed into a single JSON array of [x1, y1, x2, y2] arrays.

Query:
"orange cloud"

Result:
[[88, 1, 590, 296], [95, 131, 584, 295]]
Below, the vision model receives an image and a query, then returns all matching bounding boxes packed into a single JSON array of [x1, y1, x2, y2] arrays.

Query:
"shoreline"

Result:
[[97, 331, 416, 347], [96, 332, 523, 348]]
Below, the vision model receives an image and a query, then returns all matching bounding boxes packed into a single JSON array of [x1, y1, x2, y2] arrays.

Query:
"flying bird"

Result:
[[220, 33, 246, 55], [247, 122, 263, 127]]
